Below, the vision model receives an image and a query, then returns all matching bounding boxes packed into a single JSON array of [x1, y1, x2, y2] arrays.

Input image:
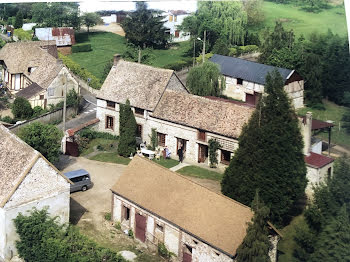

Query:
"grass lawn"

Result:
[[89, 152, 131, 165], [80, 138, 118, 156], [260, 1, 347, 37], [152, 157, 179, 168], [298, 100, 350, 149], [278, 214, 305, 262], [177, 166, 223, 181], [68, 31, 191, 80]]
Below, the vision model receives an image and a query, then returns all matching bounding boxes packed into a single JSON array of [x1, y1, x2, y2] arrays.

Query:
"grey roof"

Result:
[[16, 82, 44, 99], [64, 169, 89, 179], [209, 54, 294, 85]]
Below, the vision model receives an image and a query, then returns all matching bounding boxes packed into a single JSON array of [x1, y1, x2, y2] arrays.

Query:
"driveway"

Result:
[[60, 157, 126, 226]]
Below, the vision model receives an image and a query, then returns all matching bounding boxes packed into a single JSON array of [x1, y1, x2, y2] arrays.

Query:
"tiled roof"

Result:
[[67, 118, 100, 137], [305, 152, 334, 168], [0, 41, 57, 74], [301, 116, 334, 130], [0, 124, 39, 206], [16, 82, 44, 99], [209, 54, 293, 85], [29, 60, 64, 90], [111, 156, 253, 256], [97, 60, 174, 111], [152, 90, 254, 138]]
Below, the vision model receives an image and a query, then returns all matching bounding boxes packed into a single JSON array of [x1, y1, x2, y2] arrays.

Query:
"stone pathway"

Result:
[[170, 162, 190, 172]]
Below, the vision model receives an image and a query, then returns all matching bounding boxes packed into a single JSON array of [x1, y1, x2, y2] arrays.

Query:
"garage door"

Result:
[[135, 213, 146, 242]]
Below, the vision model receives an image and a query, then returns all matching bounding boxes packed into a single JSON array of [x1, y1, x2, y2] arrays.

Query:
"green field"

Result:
[[68, 32, 190, 80], [298, 100, 350, 149], [260, 1, 348, 37]]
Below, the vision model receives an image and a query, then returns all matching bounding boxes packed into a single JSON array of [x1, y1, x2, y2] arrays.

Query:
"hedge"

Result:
[[229, 45, 259, 57], [164, 58, 192, 71], [72, 43, 92, 53], [58, 52, 102, 89]]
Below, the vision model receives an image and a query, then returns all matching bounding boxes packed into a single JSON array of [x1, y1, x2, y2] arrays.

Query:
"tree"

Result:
[[118, 99, 137, 157], [149, 128, 158, 151], [14, 10, 23, 29], [66, 89, 81, 113], [208, 139, 221, 168], [236, 192, 271, 262], [121, 2, 168, 50], [82, 12, 103, 33], [342, 109, 350, 134], [12, 97, 33, 119], [186, 61, 225, 96], [221, 70, 307, 225], [243, 0, 265, 26], [18, 122, 63, 163], [122, 43, 155, 65]]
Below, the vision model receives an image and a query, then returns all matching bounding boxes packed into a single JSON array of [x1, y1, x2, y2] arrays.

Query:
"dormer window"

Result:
[[237, 78, 243, 85], [27, 67, 36, 74]]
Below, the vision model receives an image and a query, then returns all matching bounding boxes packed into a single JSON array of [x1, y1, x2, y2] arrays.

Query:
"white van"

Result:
[[64, 169, 92, 193]]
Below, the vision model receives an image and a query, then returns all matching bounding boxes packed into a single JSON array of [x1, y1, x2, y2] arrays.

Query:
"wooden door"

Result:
[[198, 144, 208, 163], [246, 93, 255, 105], [66, 141, 79, 157], [183, 252, 192, 262], [135, 213, 146, 242]]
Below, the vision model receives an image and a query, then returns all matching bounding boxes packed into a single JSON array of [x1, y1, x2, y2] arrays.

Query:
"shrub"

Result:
[[0, 115, 16, 124], [149, 128, 158, 151], [14, 208, 125, 262], [14, 28, 32, 40], [195, 53, 213, 63], [158, 242, 174, 259], [164, 60, 190, 71], [114, 222, 121, 230], [128, 229, 134, 238], [32, 106, 46, 117], [229, 45, 259, 57], [208, 139, 221, 168], [58, 52, 102, 89], [18, 122, 63, 163], [72, 43, 92, 53], [104, 212, 112, 221], [12, 97, 33, 119]]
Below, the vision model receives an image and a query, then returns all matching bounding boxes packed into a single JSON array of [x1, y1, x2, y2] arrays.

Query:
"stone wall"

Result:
[[306, 162, 333, 197], [112, 194, 234, 262], [0, 157, 70, 261]]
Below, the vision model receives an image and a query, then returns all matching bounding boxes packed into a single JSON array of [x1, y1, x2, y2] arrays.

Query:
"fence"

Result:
[[9, 106, 76, 134]]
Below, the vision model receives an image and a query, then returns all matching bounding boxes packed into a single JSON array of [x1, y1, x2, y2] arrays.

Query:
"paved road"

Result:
[[57, 94, 97, 131]]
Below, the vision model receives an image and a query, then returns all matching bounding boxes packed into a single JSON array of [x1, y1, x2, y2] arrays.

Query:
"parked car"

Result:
[[64, 169, 92, 193]]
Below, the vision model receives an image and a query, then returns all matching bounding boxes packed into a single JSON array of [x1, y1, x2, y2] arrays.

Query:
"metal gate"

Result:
[[66, 141, 79, 157], [135, 213, 146, 242]]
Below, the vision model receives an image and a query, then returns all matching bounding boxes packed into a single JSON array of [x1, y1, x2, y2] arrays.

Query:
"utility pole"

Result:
[[138, 46, 141, 63], [202, 30, 206, 64], [193, 37, 196, 67], [62, 73, 67, 132]]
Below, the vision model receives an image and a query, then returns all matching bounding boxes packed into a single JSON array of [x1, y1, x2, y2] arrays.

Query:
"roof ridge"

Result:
[[121, 60, 174, 73], [133, 156, 251, 210]]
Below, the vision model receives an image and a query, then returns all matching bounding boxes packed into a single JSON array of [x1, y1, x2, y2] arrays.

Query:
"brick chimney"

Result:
[[113, 54, 121, 66], [303, 112, 312, 156]]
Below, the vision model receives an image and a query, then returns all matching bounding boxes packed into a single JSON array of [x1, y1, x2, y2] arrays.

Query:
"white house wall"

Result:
[[306, 162, 333, 197], [1, 157, 70, 261], [0, 208, 5, 261], [223, 76, 304, 109], [112, 194, 233, 262], [163, 13, 191, 42]]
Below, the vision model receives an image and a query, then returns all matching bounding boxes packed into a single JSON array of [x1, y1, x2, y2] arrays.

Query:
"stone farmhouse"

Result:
[[209, 54, 304, 109], [163, 10, 191, 42], [96, 56, 254, 164], [0, 41, 78, 109], [111, 156, 255, 262], [0, 124, 71, 261]]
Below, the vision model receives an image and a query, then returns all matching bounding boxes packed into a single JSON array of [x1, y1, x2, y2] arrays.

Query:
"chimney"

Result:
[[113, 54, 121, 66], [303, 112, 312, 156]]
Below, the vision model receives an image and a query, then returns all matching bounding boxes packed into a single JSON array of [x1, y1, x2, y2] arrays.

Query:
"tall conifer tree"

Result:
[[118, 99, 137, 157], [221, 70, 307, 225]]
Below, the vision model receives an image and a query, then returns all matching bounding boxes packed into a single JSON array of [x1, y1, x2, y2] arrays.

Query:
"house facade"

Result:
[[0, 124, 71, 261], [163, 10, 191, 42], [35, 27, 75, 55], [111, 156, 254, 262], [209, 54, 304, 109], [0, 41, 79, 109]]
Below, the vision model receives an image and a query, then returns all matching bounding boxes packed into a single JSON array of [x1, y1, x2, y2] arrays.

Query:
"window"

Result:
[[134, 107, 144, 116], [136, 124, 142, 138], [40, 95, 44, 100], [174, 15, 177, 22], [123, 206, 130, 221], [221, 150, 231, 164], [105, 116, 114, 130], [107, 100, 115, 109], [169, 15, 173, 22], [175, 30, 180, 38], [237, 78, 243, 85], [157, 133, 166, 147], [156, 223, 164, 232], [197, 130, 206, 142]]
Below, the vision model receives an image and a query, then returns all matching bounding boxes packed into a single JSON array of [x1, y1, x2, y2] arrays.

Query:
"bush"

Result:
[[128, 229, 134, 238], [78, 128, 118, 140], [12, 97, 33, 119], [195, 53, 213, 63], [208, 139, 221, 168], [158, 242, 174, 259], [18, 122, 63, 163], [114, 222, 121, 230], [14, 208, 125, 262], [72, 43, 92, 53], [104, 212, 112, 221], [58, 52, 102, 89], [32, 106, 47, 117], [229, 45, 259, 57], [14, 28, 32, 40], [164, 59, 192, 71], [0, 115, 16, 124]]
